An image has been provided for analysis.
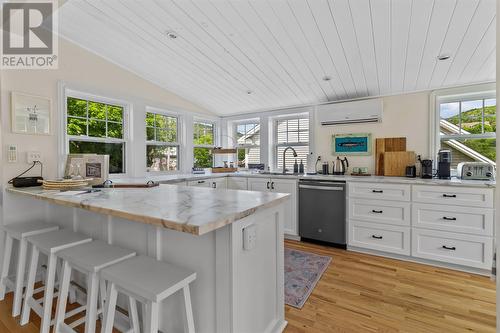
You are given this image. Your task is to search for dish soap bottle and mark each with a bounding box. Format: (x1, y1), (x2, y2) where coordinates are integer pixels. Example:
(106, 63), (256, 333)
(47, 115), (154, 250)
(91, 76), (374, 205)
(293, 159), (299, 174)
(299, 159), (304, 174)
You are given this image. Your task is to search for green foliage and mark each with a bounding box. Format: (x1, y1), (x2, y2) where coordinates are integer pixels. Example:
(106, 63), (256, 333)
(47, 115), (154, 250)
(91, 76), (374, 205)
(145, 112), (177, 142)
(446, 105), (496, 134)
(194, 146), (213, 168)
(459, 138), (496, 161)
(146, 145), (178, 171)
(193, 122), (214, 145)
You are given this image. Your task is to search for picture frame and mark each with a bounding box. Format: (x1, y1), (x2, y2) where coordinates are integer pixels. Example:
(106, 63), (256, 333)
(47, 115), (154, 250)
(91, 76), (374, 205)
(64, 154), (109, 185)
(11, 92), (51, 135)
(332, 133), (372, 156)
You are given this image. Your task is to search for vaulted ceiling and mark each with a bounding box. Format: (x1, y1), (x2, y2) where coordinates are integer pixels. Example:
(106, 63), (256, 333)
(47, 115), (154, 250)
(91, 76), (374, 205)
(58, 0), (496, 115)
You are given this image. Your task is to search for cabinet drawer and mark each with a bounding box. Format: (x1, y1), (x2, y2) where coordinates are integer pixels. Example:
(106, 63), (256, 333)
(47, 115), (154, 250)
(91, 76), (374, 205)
(412, 185), (494, 208)
(348, 182), (411, 201)
(348, 221), (410, 255)
(412, 228), (493, 269)
(349, 199), (410, 226)
(412, 203), (494, 236)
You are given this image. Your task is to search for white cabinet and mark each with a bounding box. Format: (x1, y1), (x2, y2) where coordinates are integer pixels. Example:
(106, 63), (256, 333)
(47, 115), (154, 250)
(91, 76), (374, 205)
(227, 178), (248, 190)
(349, 221), (410, 256)
(412, 185), (494, 208)
(349, 199), (410, 226)
(348, 182), (411, 201)
(247, 177), (298, 237)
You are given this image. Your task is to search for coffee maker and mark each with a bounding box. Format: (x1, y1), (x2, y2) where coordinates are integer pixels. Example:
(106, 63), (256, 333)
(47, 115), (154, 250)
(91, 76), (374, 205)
(437, 149), (452, 179)
(418, 155), (433, 179)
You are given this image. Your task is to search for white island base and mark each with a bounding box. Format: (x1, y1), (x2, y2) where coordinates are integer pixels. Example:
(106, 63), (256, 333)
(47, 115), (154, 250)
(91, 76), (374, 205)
(3, 192), (287, 333)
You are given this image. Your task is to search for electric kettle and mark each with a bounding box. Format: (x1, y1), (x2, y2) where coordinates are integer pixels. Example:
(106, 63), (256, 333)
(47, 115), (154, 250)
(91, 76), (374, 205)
(333, 157), (349, 175)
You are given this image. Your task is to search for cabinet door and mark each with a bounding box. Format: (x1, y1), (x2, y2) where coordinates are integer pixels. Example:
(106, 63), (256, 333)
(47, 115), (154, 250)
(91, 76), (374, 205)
(187, 179), (210, 187)
(248, 178), (271, 192)
(210, 178), (227, 190)
(227, 177), (248, 190)
(271, 179), (298, 236)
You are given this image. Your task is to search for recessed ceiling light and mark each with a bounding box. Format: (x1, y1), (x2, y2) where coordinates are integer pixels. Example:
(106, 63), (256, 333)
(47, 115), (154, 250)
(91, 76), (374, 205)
(165, 30), (178, 39)
(437, 54), (451, 61)
(322, 75), (332, 81)
(246, 90), (253, 95)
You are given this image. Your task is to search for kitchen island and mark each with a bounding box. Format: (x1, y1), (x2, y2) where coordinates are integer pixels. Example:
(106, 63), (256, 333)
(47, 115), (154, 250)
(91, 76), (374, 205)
(4, 185), (289, 333)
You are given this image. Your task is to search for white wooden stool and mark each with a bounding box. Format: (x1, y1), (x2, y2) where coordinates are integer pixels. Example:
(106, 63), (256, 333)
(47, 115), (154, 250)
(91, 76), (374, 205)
(53, 240), (136, 333)
(101, 255), (197, 333)
(0, 221), (59, 317)
(20, 229), (92, 333)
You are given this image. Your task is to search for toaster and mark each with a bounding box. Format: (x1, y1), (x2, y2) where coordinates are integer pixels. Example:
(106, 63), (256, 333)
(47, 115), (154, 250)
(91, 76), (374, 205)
(457, 162), (495, 180)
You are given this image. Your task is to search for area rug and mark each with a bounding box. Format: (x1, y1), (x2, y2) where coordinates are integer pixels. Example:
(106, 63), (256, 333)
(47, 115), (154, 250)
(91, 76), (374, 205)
(284, 247), (332, 308)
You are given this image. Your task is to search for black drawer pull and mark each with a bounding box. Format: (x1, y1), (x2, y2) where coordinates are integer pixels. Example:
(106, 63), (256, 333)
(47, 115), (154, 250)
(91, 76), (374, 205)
(442, 194), (457, 198)
(372, 210), (383, 214)
(442, 216), (457, 221)
(197, 180), (205, 184)
(266, 181), (270, 189)
(372, 190), (383, 193)
(371, 235), (383, 239)
(442, 245), (456, 250)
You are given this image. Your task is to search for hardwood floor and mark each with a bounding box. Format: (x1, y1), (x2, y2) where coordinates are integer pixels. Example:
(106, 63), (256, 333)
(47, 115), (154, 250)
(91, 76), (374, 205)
(0, 241), (495, 332)
(284, 240), (496, 333)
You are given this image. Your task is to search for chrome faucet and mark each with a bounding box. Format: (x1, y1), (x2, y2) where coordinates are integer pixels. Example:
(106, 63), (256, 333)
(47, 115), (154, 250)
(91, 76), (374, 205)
(282, 146), (298, 174)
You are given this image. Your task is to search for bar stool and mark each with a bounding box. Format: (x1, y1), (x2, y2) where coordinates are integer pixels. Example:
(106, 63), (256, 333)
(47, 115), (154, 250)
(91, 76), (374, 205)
(0, 221), (59, 317)
(101, 255), (197, 333)
(53, 240), (136, 333)
(20, 229), (92, 333)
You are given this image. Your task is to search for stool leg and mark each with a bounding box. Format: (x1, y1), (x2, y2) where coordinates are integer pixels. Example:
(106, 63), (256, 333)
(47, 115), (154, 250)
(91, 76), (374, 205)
(144, 301), (159, 333)
(102, 282), (118, 333)
(128, 296), (139, 333)
(40, 253), (57, 333)
(183, 285), (195, 333)
(0, 234), (13, 300)
(12, 238), (28, 316)
(20, 246), (39, 325)
(84, 272), (99, 333)
(54, 260), (71, 333)
(98, 279), (107, 319)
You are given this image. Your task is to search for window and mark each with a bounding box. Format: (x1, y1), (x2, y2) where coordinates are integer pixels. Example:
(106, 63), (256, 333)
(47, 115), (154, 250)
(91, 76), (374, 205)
(193, 121), (215, 168)
(66, 96), (126, 174)
(235, 122), (260, 168)
(146, 111), (179, 172)
(275, 117), (309, 171)
(438, 96), (496, 170)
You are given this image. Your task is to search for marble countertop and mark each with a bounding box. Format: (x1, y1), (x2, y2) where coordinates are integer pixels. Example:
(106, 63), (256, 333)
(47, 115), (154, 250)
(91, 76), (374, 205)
(6, 185), (289, 236)
(113, 172), (495, 188)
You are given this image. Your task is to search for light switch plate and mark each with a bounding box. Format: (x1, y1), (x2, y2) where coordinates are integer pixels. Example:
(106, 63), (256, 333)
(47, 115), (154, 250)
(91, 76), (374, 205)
(7, 145), (17, 163)
(243, 224), (257, 251)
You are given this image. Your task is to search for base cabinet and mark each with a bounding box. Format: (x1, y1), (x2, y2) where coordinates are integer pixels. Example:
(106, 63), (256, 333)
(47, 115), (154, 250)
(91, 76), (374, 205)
(227, 178), (248, 190)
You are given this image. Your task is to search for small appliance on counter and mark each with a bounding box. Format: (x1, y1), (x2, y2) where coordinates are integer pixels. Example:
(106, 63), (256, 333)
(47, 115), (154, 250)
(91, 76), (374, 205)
(418, 155), (433, 179)
(437, 149), (452, 179)
(321, 161), (329, 175)
(405, 165), (416, 178)
(333, 156), (349, 175)
(457, 162), (495, 180)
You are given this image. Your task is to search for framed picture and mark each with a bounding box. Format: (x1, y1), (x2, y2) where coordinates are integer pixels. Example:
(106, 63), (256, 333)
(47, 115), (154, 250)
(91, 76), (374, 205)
(11, 92), (51, 135)
(332, 133), (372, 156)
(64, 154), (109, 185)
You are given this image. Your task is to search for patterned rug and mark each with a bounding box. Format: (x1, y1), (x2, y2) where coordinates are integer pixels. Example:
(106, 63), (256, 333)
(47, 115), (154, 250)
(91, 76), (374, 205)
(284, 247), (332, 308)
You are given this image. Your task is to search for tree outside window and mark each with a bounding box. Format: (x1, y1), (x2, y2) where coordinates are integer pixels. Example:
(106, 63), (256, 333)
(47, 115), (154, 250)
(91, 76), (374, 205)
(193, 121), (215, 168)
(146, 112), (179, 172)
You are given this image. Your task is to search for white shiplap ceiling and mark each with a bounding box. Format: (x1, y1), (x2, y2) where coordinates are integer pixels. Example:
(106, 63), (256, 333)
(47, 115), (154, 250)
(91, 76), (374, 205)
(58, 0), (496, 115)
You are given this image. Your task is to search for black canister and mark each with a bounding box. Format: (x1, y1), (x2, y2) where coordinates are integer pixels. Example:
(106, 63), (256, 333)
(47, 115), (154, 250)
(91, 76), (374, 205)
(322, 162), (329, 175)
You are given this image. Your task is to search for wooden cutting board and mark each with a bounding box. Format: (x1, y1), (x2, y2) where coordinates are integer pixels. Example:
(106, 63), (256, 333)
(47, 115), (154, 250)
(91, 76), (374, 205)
(375, 137), (407, 175)
(383, 151), (416, 177)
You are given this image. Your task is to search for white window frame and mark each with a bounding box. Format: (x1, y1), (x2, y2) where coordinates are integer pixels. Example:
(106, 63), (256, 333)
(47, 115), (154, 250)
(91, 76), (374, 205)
(145, 107), (182, 173)
(430, 84), (496, 167)
(233, 120), (261, 168)
(193, 118), (217, 168)
(61, 87), (131, 177)
(273, 114), (310, 171)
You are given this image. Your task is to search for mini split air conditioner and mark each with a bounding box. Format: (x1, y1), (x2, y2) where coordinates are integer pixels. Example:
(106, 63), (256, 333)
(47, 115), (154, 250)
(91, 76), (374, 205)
(316, 98), (383, 125)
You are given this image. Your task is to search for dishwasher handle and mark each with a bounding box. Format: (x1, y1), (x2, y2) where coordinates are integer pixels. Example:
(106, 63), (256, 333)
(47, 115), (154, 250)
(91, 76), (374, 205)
(299, 184), (344, 191)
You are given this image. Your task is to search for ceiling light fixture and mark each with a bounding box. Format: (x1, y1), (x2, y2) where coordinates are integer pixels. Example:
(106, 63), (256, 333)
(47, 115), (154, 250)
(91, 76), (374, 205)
(246, 90), (253, 95)
(165, 30), (178, 39)
(437, 54), (451, 61)
(322, 75), (332, 81)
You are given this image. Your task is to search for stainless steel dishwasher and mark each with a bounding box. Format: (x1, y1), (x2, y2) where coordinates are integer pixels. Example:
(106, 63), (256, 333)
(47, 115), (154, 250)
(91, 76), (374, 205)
(298, 180), (346, 248)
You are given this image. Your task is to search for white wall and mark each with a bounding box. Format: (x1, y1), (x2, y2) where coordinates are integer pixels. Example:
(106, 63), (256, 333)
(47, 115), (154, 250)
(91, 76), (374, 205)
(314, 92), (430, 174)
(0, 38), (214, 183)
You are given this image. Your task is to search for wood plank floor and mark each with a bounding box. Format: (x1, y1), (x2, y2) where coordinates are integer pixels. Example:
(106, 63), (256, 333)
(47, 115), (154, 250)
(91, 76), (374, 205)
(0, 241), (495, 332)
(284, 240), (496, 333)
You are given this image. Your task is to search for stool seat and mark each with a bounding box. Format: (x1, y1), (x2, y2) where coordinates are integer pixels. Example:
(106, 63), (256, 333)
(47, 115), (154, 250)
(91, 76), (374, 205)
(27, 229), (92, 254)
(56, 240), (136, 273)
(2, 221), (59, 239)
(101, 255), (196, 302)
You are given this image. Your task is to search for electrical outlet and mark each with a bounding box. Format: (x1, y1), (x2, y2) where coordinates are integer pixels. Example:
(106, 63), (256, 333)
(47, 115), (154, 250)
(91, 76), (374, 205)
(27, 151), (42, 164)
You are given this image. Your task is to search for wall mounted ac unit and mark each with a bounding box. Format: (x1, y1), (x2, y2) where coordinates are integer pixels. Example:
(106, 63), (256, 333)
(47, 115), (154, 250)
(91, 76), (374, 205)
(316, 98), (383, 125)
